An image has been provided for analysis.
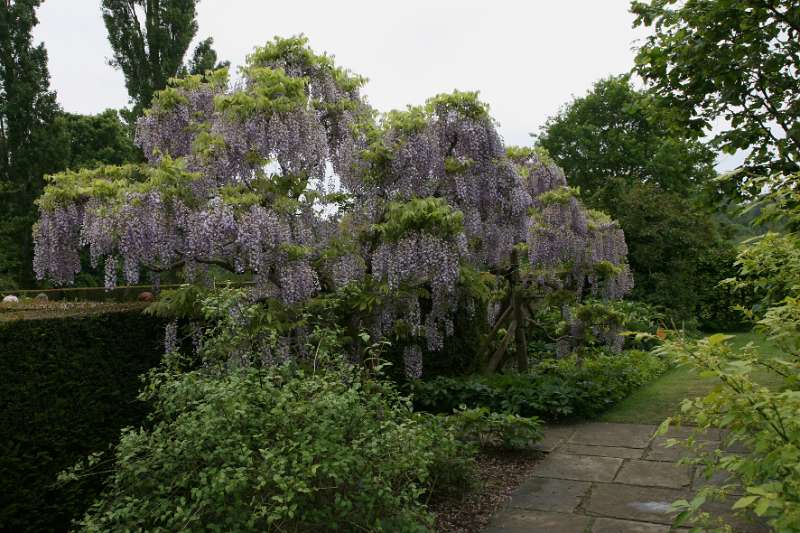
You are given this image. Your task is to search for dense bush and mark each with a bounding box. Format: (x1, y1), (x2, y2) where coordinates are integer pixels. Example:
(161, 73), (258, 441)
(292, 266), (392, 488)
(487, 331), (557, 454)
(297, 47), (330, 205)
(412, 349), (670, 421)
(446, 407), (543, 450)
(0, 309), (165, 532)
(69, 362), (475, 531)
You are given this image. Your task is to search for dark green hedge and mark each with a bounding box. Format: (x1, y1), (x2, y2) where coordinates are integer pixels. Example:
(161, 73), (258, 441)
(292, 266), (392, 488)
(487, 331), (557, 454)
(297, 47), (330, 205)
(0, 310), (165, 532)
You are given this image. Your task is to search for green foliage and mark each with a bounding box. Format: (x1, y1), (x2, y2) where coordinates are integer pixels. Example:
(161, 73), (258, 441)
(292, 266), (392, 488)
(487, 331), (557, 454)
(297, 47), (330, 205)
(247, 35), (367, 94)
(657, 172), (800, 531)
(0, 309), (165, 532)
(658, 333), (800, 532)
(694, 240), (753, 332)
(36, 157), (200, 212)
(101, 0), (199, 120)
(72, 363), (473, 531)
(747, 172), (800, 232)
(0, 0), (68, 288)
(595, 181), (741, 328)
(214, 67), (309, 119)
(426, 90), (490, 121)
(447, 407), (543, 450)
(535, 186), (579, 206)
(534, 75), (734, 327)
(372, 197), (464, 241)
(412, 349), (670, 421)
(185, 36), (229, 76)
(632, 0), (800, 173)
(536, 75), (715, 197)
(145, 284), (208, 319)
(57, 110), (142, 169)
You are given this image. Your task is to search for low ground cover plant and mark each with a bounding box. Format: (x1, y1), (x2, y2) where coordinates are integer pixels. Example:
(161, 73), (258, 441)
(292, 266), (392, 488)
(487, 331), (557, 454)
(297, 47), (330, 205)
(412, 348), (670, 421)
(445, 407), (543, 450)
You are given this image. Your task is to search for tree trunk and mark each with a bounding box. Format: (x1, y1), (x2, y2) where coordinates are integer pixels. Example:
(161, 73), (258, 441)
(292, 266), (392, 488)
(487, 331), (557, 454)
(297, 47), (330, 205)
(513, 290), (528, 372)
(485, 320), (516, 374)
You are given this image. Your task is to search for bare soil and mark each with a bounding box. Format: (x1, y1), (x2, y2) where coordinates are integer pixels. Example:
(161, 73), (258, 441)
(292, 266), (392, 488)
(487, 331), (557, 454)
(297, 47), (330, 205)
(430, 449), (541, 532)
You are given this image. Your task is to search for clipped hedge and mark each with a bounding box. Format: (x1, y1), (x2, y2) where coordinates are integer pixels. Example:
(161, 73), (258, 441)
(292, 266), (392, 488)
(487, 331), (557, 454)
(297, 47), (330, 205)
(0, 309), (165, 532)
(412, 350), (670, 421)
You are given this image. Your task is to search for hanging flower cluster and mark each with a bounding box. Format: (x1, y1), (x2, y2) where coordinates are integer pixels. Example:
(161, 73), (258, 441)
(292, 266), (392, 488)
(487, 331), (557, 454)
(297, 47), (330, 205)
(34, 36), (368, 307)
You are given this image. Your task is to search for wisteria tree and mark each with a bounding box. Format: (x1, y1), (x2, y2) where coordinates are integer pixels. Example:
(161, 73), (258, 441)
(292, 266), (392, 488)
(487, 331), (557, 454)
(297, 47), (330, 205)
(33, 36), (634, 377)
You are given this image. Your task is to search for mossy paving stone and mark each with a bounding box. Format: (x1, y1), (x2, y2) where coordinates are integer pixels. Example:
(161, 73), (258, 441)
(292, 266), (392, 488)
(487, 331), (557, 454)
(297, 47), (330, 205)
(508, 477), (592, 513)
(534, 425), (579, 453)
(591, 517), (671, 532)
(483, 509), (591, 533)
(533, 453), (623, 482)
(583, 483), (688, 525)
(614, 460), (692, 489)
(568, 423), (656, 449)
(560, 443), (644, 459)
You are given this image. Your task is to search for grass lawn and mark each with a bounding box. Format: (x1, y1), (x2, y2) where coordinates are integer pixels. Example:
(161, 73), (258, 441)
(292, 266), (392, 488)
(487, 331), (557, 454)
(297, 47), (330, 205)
(599, 331), (785, 425)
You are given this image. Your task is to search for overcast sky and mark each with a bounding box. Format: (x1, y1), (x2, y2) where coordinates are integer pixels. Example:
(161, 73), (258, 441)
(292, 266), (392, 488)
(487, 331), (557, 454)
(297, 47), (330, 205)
(34, 0), (654, 148)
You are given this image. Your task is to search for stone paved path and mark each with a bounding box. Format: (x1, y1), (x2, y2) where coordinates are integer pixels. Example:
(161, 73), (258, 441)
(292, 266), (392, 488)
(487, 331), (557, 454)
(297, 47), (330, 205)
(484, 422), (767, 533)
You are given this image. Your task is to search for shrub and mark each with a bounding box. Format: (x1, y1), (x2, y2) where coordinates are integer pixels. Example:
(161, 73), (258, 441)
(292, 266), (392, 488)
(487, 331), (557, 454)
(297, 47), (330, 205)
(69, 362), (475, 531)
(446, 407), (543, 450)
(0, 309), (165, 532)
(412, 349), (670, 421)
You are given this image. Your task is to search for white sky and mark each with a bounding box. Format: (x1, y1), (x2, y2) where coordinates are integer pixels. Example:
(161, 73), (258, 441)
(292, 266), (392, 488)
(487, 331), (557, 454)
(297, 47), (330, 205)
(34, 1), (651, 145)
(29, 1), (746, 171)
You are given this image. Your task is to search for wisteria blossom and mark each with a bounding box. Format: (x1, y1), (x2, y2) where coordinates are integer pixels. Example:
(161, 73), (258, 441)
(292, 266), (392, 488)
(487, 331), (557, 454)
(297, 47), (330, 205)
(33, 37), (634, 375)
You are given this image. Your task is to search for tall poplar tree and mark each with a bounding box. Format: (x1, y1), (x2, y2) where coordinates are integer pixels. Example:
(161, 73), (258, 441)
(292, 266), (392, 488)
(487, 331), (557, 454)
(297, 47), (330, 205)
(101, 0), (200, 121)
(0, 0), (66, 288)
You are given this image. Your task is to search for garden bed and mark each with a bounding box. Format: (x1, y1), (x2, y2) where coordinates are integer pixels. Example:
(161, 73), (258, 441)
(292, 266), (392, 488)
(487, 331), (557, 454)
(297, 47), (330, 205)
(431, 449), (541, 532)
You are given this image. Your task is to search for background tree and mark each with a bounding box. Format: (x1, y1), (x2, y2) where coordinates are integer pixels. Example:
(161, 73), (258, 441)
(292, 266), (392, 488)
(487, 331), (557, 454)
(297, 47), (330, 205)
(535, 75), (715, 198)
(184, 36), (229, 75)
(58, 109), (142, 169)
(101, 0), (200, 121)
(631, 0), (800, 174)
(592, 181), (742, 328)
(536, 75), (741, 327)
(0, 0), (67, 288)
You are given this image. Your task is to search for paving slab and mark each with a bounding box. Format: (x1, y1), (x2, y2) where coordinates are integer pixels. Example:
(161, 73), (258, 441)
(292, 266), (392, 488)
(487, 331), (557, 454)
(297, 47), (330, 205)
(534, 425), (578, 452)
(725, 438), (751, 454)
(692, 468), (744, 495)
(591, 517), (670, 533)
(560, 443), (644, 459)
(534, 453), (623, 482)
(484, 509), (592, 533)
(695, 499), (770, 533)
(615, 459), (692, 489)
(661, 425), (721, 441)
(584, 483), (687, 525)
(568, 423), (656, 449)
(508, 477), (591, 513)
(645, 435), (719, 462)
